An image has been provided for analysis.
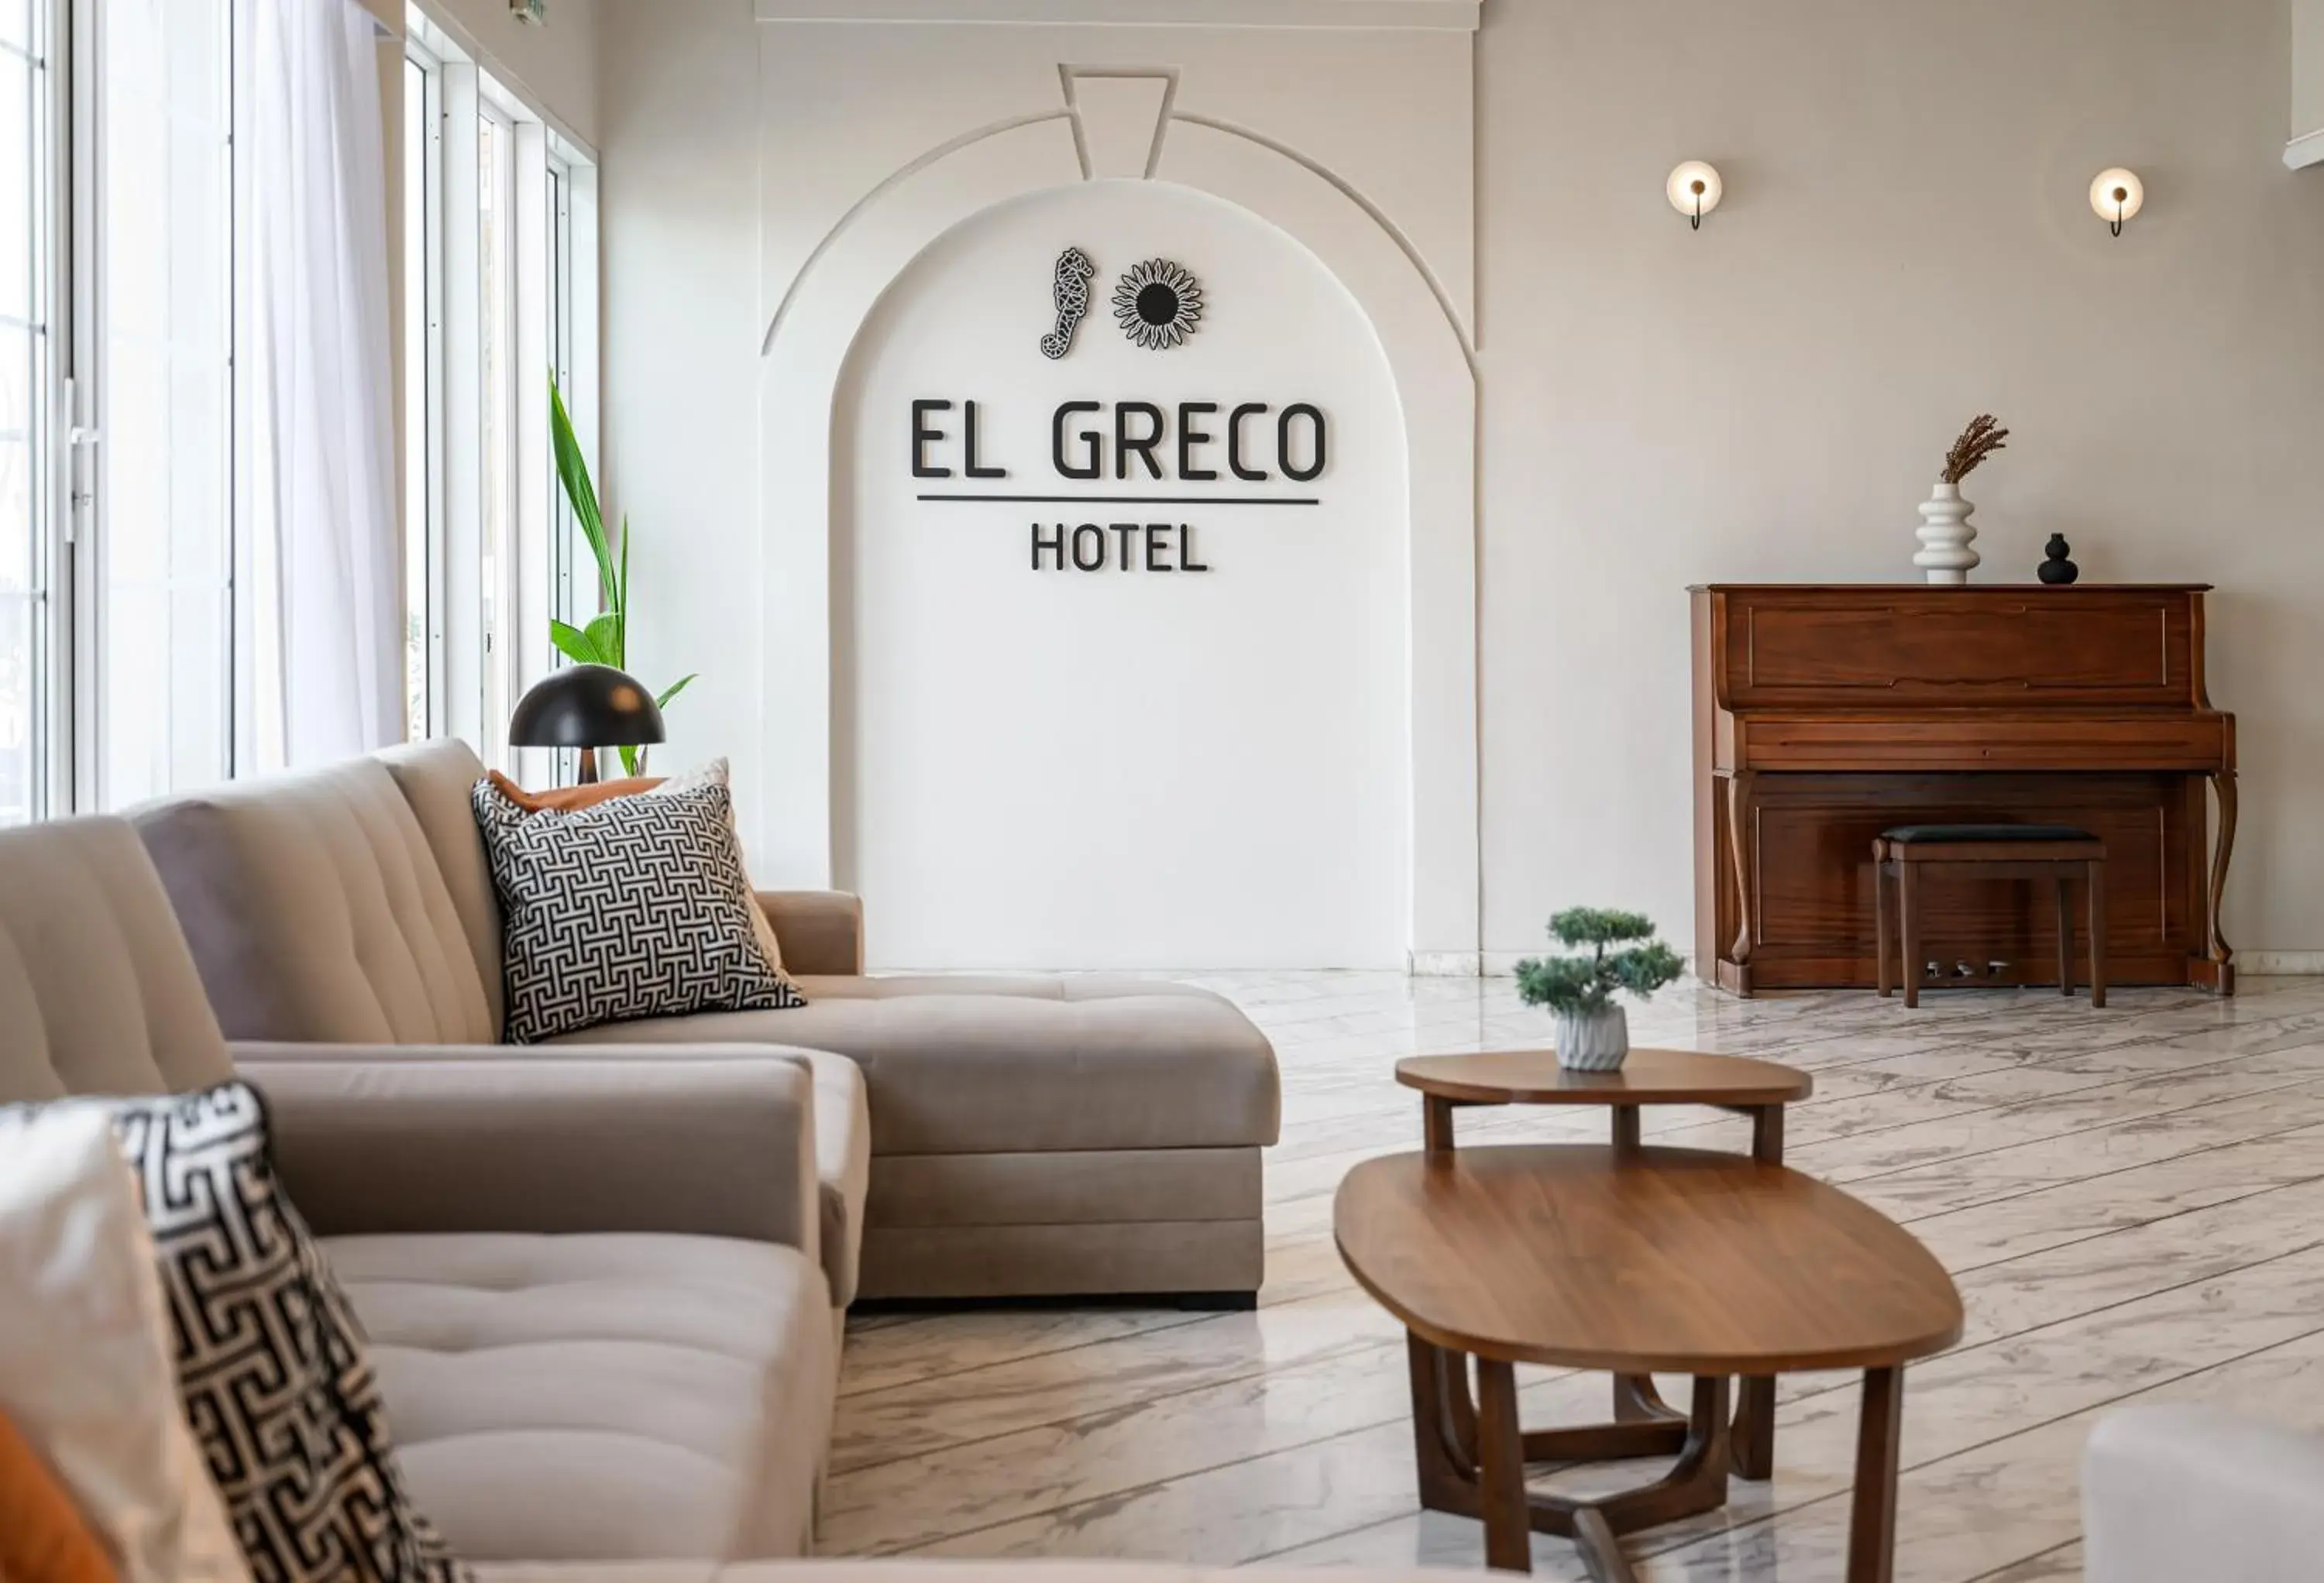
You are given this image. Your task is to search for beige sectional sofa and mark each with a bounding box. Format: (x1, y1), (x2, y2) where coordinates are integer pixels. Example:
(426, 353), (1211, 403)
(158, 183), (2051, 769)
(0, 815), (836, 1561)
(0, 814), (1445, 1582)
(131, 739), (1282, 1305)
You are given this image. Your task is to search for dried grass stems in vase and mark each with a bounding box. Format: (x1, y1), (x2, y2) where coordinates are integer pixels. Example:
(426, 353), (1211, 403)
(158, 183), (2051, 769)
(1941, 414), (2009, 485)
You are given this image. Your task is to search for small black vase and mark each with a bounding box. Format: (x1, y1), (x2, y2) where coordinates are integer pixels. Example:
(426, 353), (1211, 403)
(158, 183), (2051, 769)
(2038, 534), (2079, 585)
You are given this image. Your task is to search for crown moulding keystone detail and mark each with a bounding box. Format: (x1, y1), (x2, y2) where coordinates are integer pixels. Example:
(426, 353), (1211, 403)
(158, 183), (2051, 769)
(752, 0), (1480, 30)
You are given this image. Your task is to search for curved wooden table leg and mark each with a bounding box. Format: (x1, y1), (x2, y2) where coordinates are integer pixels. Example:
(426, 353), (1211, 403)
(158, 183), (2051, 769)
(1408, 1333), (1477, 1510)
(1474, 1356), (1533, 1573)
(1611, 1372), (1683, 1427)
(1731, 1376), (1776, 1481)
(1530, 1375), (1731, 1583)
(1847, 1365), (1904, 1583)
(1404, 1337), (1721, 1578)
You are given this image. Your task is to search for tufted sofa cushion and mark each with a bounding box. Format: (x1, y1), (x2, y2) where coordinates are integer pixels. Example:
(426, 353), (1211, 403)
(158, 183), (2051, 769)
(376, 739), (509, 1037)
(0, 816), (235, 1104)
(548, 976), (1282, 1156)
(328, 1231), (834, 1563)
(132, 756), (498, 1046)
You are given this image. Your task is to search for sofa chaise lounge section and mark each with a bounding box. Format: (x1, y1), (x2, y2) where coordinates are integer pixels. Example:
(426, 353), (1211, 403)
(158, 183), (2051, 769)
(132, 739), (1283, 1304)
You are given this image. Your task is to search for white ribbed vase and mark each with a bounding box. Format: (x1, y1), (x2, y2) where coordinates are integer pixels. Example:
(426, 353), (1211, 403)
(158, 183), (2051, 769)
(1552, 1004), (1629, 1072)
(1913, 482), (1979, 585)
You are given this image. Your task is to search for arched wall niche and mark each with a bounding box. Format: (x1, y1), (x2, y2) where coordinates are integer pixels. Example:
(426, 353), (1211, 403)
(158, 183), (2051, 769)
(755, 41), (1480, 968)
(834, 178), (1410, 968)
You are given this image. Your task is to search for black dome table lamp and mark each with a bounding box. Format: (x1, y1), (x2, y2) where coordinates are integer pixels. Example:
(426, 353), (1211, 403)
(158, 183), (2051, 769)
(507, 664), (666, 784)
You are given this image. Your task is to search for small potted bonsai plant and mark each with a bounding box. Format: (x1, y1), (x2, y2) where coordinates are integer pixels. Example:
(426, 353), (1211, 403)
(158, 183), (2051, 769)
(1515, 908), (1687, 1072)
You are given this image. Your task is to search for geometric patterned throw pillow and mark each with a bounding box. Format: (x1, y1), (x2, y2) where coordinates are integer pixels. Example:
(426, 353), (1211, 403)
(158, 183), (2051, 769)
(471, 775), (806, 1044)
(106, 1083), (470, 1583)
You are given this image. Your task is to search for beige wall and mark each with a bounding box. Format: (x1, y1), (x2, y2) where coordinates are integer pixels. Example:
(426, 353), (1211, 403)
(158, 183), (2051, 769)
(1476, 0), (2324, 963)
(600, 0), (2324, 963)
(596, 0), (764, 813)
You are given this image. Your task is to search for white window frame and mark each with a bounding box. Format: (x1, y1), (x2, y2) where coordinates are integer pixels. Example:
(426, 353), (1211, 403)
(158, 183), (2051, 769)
(12, 0), (69, 824)
(404, 5), (598, 779)
(403, 37), (446, 740)
(77, 0), (241, 812)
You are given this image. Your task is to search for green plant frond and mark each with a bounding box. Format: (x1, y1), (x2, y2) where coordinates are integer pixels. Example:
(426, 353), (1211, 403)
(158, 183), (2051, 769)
(584, 613), (624, 671)
(655, 674), (697, 709)
(1518, 912), (1685, 1012)
(1609, 942), (1686, 997)
(550, 375), (618, 613)
(548, 619), (603, 668)
(617, 743), (641, 778)
(1548, 908), (1659, 949)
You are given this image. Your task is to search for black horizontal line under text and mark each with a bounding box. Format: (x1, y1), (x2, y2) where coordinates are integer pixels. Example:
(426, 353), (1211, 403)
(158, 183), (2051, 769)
(916, 493), (1320, 507)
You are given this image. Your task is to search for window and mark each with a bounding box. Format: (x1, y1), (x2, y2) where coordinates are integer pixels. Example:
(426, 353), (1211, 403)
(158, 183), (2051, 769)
(0, 0), (600, 825)
(92, 0), (235, 810)
(402, 46), (440, 742)
(0, 0), (53, 827)
(475, 100), (514, 759)
(401, 9), (596, 777)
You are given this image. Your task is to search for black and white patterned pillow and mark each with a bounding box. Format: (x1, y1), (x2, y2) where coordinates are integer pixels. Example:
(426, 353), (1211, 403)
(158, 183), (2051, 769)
(107, 1083), (469, 1583)
(473, 775), (806, 1043)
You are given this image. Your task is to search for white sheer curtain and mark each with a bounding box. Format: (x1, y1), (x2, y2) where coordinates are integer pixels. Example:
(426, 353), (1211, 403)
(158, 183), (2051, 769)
(245, 0), (400, 769)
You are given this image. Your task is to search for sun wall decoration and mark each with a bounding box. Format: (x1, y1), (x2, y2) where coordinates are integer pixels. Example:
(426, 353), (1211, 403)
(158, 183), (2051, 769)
(1113, 259), (1204, 351)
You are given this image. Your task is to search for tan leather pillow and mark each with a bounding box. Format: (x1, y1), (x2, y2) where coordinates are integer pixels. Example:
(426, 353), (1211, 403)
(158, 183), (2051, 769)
(484, 760), (792, 981)
(0, 1407), (119, 1583)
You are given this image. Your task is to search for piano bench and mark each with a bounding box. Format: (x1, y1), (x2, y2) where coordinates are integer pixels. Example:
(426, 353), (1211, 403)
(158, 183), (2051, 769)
(1873, 826), (2109, 1008)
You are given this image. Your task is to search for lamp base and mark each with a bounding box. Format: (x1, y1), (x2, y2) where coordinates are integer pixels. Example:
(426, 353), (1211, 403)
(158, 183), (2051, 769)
(576, 746), (600, 784)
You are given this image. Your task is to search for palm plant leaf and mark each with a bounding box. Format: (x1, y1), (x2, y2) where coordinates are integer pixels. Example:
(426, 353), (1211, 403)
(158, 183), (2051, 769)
(550, 376), (620, 613)
(583, 613), (624, 671)
(548, 619), (603, 668)
(655, 675), (697, 709)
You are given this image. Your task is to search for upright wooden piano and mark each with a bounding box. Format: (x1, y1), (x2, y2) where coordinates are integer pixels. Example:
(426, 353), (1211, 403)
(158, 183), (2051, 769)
(1691, 585), (2235, 996)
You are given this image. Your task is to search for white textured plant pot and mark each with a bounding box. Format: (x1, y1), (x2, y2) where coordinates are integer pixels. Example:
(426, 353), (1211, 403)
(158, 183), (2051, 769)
(1913, 482), (1979, 585)
(1553, 1005), (1629, 1072)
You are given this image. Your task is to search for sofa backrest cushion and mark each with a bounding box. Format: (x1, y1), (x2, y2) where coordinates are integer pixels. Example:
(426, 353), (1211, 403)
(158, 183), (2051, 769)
(0, 816), (234, 1103)
(132, 757), (497, 1046)
(373, 738), (504, 1037)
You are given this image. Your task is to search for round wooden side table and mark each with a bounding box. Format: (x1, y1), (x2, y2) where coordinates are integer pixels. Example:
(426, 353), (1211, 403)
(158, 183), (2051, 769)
(1393, 1048), (1814, 1482)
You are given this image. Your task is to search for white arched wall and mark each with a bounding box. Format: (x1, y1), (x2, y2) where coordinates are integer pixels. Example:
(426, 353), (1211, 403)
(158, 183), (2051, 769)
(755, 17), (1480, 968)
(835, 179), (1411, 969)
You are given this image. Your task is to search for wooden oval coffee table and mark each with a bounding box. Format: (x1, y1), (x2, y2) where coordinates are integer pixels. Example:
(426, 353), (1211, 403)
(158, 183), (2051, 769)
(1336, 1143), (1961, 1581)
(1397, 1047), (1814, 1478)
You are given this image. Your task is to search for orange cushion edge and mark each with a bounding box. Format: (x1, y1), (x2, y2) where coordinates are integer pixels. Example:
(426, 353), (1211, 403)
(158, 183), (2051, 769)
(0, 1407), (122, 1583)
(484, 768), (666, 813)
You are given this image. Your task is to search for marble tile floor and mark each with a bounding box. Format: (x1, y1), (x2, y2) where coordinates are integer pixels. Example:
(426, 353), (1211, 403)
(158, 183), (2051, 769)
(823, 973), (2324, 1580)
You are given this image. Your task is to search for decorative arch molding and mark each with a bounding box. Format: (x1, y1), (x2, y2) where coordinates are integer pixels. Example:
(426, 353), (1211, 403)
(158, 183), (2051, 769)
(755, 39), (1480, 967)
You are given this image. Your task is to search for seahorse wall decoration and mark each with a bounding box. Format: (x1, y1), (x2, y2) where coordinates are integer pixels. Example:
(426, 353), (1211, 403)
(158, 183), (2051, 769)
(1038, 246), (1097, 361)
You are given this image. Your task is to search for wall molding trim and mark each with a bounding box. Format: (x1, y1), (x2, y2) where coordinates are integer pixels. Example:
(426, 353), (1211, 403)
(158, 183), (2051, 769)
(753, 0), (1480, 29)
(755, 22), (1480, 965)
(2238, 951), (2324, 975)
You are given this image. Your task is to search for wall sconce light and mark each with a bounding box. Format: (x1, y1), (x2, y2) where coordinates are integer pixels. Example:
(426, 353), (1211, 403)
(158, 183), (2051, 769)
(2089, 168), (2143, 237)
(1666, 161), (1723, 230)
